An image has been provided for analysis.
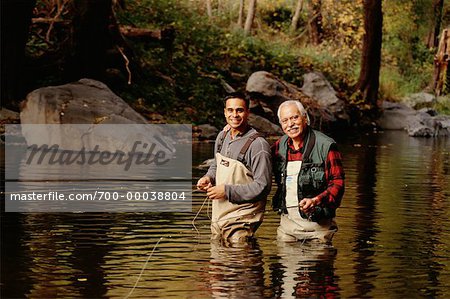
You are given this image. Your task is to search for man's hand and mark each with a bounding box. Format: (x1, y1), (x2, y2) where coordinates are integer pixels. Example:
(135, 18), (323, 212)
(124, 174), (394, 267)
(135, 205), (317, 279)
(196, 176), (212, 191)
(206, 185), (226, 200)
(299, 197), (318, 214)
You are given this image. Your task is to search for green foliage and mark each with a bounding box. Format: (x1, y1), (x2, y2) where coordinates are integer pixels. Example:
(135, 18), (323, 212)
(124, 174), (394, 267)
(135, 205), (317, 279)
(116, 0), (310, 126)
(261, 6), (293, 33)
(435, 96), (450, 115)
(26, 0), (448, 124)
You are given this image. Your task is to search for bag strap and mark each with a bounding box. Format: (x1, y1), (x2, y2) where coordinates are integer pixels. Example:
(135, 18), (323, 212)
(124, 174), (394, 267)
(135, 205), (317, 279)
(302, 129), (316, 163)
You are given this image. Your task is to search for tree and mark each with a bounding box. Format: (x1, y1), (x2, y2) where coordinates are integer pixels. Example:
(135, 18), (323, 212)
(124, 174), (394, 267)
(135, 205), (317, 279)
(356, 0), (383, 108)
(426, 0), (444, 49)
(237, 0), (245, 28)
(290, 0), (304, 33)
(1, 0), (36, 109)
(307, 0), (323, 45)
(65, 0), (113, 81)
(244, 0), (257, 35)
(206, 0), (213, 18)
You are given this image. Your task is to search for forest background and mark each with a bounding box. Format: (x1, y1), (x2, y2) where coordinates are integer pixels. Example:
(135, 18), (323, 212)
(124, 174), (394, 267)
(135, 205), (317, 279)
(2, 0), (450, 128)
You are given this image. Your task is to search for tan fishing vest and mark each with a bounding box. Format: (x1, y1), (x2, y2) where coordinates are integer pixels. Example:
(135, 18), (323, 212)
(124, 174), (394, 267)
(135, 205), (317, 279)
(211, 150), (266, 241)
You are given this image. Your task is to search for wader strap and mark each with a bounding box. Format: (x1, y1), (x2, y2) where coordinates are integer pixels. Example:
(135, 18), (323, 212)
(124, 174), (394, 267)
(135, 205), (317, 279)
(216, 130), (228, 154)
(237, 132), (265, 163)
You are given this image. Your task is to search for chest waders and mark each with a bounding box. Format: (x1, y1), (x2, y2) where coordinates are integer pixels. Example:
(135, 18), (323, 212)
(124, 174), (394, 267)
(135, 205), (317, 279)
(211, 132), (266, 242)
(275, 129), (337, 243)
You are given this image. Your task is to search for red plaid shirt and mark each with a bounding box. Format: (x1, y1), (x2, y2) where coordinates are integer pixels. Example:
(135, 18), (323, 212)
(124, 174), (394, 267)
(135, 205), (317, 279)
(271, 137), (345, 209)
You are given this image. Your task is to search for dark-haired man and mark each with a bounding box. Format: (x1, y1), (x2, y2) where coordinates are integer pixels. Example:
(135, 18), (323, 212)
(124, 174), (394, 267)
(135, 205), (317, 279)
(197, 92), (272, 242)
(272, 100), (345, 243)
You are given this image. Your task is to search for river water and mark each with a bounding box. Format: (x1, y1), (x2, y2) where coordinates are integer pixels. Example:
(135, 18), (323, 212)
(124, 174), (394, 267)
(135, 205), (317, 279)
(1, 130), (449, 298)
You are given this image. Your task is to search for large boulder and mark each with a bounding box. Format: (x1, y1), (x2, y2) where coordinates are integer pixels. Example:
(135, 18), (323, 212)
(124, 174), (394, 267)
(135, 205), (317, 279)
(246, 71), (301, 122)
(19, 79), (175, 153)
(20, 78), (147, 125)
(248, 114), (283, 135)
(194, 124), (219, 140)
(301, 72), (348, 121)
(246, 71), (348, 128)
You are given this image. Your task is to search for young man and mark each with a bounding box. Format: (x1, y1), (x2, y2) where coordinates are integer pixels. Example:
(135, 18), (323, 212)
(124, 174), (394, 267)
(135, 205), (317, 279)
(196, 92), (272, 242)
(272, 100), (345, 243)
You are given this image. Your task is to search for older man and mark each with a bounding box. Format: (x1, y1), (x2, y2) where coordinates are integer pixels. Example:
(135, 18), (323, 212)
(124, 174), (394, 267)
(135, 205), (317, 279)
(197, 92), (272, 242)
(272, 100), (345, 243)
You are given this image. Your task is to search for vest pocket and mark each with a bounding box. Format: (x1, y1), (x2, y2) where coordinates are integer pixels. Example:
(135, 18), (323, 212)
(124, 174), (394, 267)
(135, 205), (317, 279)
(300, 163), (326, 197)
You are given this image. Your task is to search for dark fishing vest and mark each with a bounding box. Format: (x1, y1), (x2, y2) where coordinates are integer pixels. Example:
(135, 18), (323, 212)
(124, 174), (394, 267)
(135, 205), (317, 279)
(272, 128), (335, 215)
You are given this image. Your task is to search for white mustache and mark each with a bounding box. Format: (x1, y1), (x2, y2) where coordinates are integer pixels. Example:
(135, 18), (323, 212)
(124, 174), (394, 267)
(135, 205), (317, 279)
(288, 126), (300, 131)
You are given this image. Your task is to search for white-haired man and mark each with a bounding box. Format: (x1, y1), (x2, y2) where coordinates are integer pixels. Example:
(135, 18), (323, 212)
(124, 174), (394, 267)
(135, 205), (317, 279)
(271, 100), (345, 243)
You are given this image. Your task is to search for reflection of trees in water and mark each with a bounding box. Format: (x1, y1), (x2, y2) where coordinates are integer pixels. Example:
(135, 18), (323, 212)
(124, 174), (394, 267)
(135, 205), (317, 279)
(270, 242), (338, 298)
(208, 240), (266, 298)
(396, 136), (449, 298)
(1, 213), (114, 298)
(353, 135), (380, 297)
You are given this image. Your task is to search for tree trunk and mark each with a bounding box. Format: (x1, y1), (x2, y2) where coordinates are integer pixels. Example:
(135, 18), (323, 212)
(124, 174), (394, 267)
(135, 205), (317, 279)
(237, 0), (245, 28)
(0, 0), (36, 109)
(66, 0), (112, 81)
(307, 0), (323, 45)
(206, 0), (213, 18)
(244, 0), (257, 35)
(433, 28), (450, 96)
(290, 0), (304, 32)
(357, 0), (383, 108)
(426, 0), (444, 49)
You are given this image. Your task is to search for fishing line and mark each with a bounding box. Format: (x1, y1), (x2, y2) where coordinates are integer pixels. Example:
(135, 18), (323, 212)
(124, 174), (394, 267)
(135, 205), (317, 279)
(124, 236), (163, 299)
(191, 196), (210, 237)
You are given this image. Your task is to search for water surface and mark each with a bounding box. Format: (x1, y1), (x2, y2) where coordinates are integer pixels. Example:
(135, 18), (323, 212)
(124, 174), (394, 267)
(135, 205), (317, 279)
(2, 131), (449, 298)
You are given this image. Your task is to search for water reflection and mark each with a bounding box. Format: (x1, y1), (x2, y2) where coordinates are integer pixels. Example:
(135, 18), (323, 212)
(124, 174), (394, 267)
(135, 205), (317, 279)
(353, 135), (380, 297)
(209, 240), (265, 298)
(270, 242), (338, 298)
(2, 131), (450, 298)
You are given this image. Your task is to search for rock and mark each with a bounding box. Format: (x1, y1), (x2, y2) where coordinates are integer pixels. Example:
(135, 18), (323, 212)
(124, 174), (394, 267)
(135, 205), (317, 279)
(21, 78), (148, 125)
(19, 78), (175, 153)
(248, 114), (283, 136)
(406, 111), (450, 137)
(195, 124), (219, 140)
(247, 71), (291, 100)
(378, 101), (450, 137)
(301, 72), (348, 121)
(377, 101), (416, 130)
(0, 108), (20, 122)
(403, 92), (436, 109)
(0, 108), (21, 137)
(246, 71), (346, 128)
(198, 158), (214, 169)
